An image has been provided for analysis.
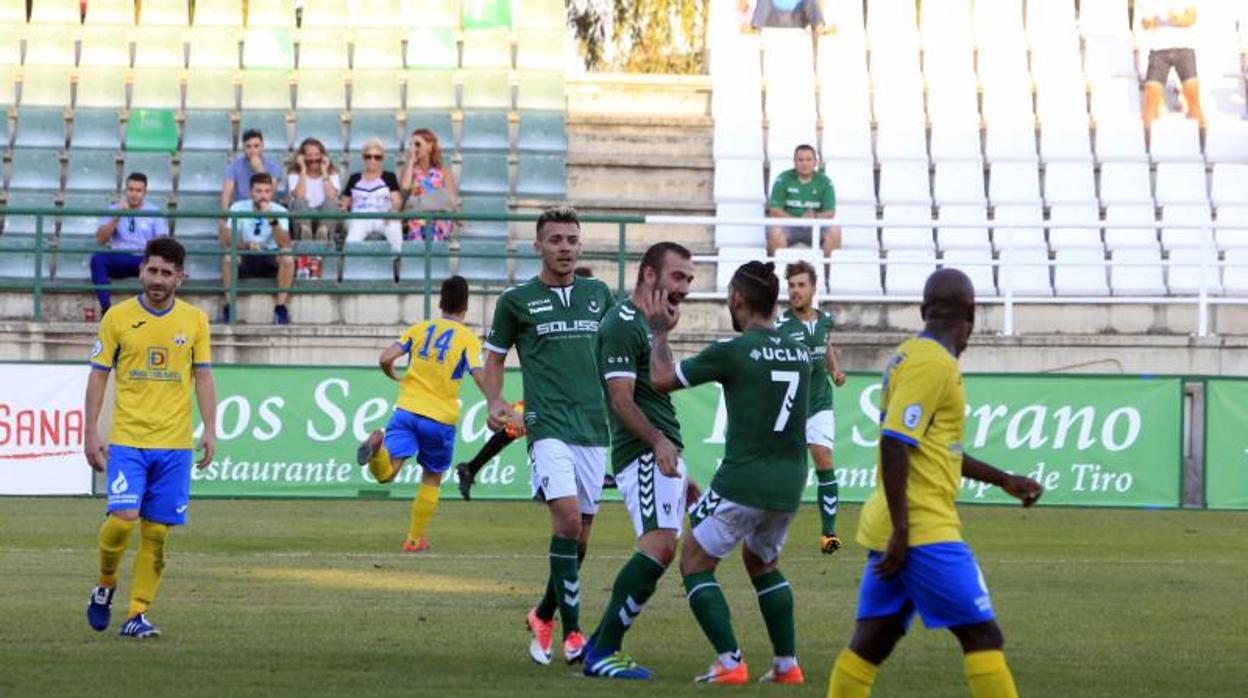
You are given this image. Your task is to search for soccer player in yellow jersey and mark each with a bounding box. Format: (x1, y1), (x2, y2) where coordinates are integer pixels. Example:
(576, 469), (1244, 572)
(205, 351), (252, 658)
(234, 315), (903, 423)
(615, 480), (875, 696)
(828, 269), (1043, 698)
(84, 237), (217, 639)
(356, 275), (487, 551)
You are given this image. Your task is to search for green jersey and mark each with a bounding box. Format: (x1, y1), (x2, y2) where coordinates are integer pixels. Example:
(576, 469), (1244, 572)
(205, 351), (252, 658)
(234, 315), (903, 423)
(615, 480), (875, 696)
(485, 276), (615, 446)
(677, 327), (810, 511)
(767, 169), (836, 218)
(776, 307), (835, 413)
(597, 299), (683, 474)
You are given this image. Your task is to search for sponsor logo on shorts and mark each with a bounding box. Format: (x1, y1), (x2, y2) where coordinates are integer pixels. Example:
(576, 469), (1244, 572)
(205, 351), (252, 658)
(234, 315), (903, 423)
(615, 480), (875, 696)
(176, 505), (188, 514)
(110, 471), (128, 495)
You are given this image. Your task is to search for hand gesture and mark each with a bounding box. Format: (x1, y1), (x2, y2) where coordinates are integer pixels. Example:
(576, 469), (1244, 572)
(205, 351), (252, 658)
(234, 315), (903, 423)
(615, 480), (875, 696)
(195, 434), (215, 470)
(1002, 474), (1043, 507)
(248, 153), (264, 171)
(487, 399), (522, 433)
(296, 153), (306, 172)
(874, 528), (908, 578)
(640, 287), (680, 334)
(653, 436), (679, 478)
(85, 431), (108, 472)
(832, 371), (847, 387)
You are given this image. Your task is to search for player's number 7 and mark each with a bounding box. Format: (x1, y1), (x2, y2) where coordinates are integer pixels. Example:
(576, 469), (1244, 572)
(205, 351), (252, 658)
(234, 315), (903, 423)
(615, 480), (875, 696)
(771, 370), (800, 432)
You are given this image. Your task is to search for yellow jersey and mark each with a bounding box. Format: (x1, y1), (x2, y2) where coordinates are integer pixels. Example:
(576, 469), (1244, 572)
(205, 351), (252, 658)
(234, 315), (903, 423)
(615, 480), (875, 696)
(394, 317), (483, 425)
(90, 296), (212, 450)
(857, 335), (966, 551)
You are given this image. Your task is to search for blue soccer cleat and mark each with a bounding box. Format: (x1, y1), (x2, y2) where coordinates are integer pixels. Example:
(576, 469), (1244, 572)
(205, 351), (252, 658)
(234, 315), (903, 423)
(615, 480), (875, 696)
(119, 613), (161, 639)
(583, 640), (653, 680)
(86, 585), (115, 631)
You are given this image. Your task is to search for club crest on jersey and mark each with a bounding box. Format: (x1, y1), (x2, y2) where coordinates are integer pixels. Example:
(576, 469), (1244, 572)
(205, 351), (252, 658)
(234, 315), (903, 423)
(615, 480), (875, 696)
(173, 333), (188, 346)
(588, 299), (601, 314)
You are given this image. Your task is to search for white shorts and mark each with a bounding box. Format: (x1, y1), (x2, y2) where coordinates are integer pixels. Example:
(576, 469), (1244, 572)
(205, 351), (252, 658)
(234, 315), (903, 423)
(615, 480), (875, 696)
(806, 409), (835, 449)
(529, 438), (607, 515)
(688, 489), (795, 564)
(614, 453), (688, 538)
(345, 218), (403, 253)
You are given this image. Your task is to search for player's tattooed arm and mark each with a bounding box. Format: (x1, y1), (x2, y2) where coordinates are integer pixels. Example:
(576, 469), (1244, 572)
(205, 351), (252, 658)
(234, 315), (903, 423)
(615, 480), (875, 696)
(963, 453), (1043, 507)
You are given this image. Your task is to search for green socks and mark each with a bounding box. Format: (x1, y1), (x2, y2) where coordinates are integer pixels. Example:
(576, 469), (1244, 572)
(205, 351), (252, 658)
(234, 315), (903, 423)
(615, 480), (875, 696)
(752, 569), (796, 658)
(684, 571), (739, 654)
(548, 536), (581, 634)
(536, 537), (585, 622)
(591, 551), (665, 653)
(817, 468), (840, 534)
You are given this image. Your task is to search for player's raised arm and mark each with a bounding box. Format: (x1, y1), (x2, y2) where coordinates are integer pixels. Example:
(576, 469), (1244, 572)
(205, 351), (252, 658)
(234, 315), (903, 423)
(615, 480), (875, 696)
(962, 453), (1043, 507)
(641, 287), (681, 393)
(193, 367), (217, 469)
(378, 341), (408, 382)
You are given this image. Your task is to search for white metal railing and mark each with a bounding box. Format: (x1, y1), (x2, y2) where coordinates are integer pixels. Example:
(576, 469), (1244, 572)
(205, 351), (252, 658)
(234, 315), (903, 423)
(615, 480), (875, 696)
(645, 214), (1244, 337)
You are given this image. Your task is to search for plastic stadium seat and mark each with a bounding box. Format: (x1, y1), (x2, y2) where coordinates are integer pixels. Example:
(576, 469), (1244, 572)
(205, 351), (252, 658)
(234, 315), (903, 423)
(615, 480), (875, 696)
(926, 77), (979, 126)
(885, 249), (936, 295)
(63, 149), (118, 192)
(1218, 208), (1248, 252)
(461, 110), (510, 151)
(715, 159), (765, 204)
(21, 26), (77, 67)
(1053, 248), (1108, 296)
(517, 112), (566, 153)
(194, 0), (244, 27)
(76, 68), (128, 109)
(80, 27), (133, 68)
(998, 247), (1052, 296)
(347, 111), (399, 153)
(294, 29), (349, 70)
(1098, 163), (1152, 204)
(296, 70), (347, 111)
(57, 191), (112, 236)
(8, 148), (62, 190)
(1089, 79), (1141, 123)
(185, 69), (238, 110)
(399, 240), (451, 285)
(299, 0), (340, 28)
(171, 193), (222, 237)
(1094, 118), (1147, 162)
(1205, 121), (1248, 164)
(462, 0), (511, 30)
(821, 121), (872, 162)
(1039, 123), (1093, 163)
(406, 69), (457, 110)
(941, 248), (996, 296)
(1104, 204), (1158, 250)
(512, 0), (564, 29)
(712, 102), (762, 160)
(714, 203), (764, 248)
(130, 69), (183, 110)
(0, 232), (38, 277)
(462, 69), (514, 111)
(991, 204), (1047, 250)
(715, 247), (766, 291)
(182, 109), (233, 151)
(122, 153), (174, 193)
(349, 70), (402, 111)
(14, 106), (67, 148)
(2, 190), (58, 235)
(836, 203), (879, 250)
(1043, 162), (1097, 205)
(348, 0), (409, 28)
(1224, 250), (1248, 294)
(880, 204), (934, 250)
(1079, 0), (1129, 35)
(241, 71), (292, 110)
(462, 28), (513, 70)
(929, 121), (981, 162)
(766, 118), (817, 164)
(133, 29), (187, 69)
(824, 160), (874, 205)
(875, 120), (927, 163)
(177, 151), (230, 195)
(1154, 163), (1208, 205)
(936, 204), (991, 251)
(1083, 33), (1135, 82)
(933, 162), (985, 205)
(29, 0), (80, 25)
(988, 163), (1040, 204)
(1110, 248), (1164, 295)
(404, 28), (458, 70)
(406, 111), (453, 149)
(878, 162), (931, 206)
(455, 238), (509, 283)
(827, 249), (883, 296)
(188, 28), (240, 69)
(342, 241), (397, 282)
(1048, 203), (1103, 250)
(984, 122), (1038, 163)
(352, 30), (405, 70)
(293, 110), (344, 153)
(867, 0), (918, 45)
(1167, 248), (1222, 295)
(124, 108), (178, 152)
(140, 0), (189, 26)
(247, 0), (297, 27)
(872, 80), (926, 131)
(774, 248), (827, 294)
(820, 74), (871, 130)
(459, 153), (509, 195)
(1199, 78), (1247, 122)
(0, 32), (16, 69)
(84, 0), (134, 25)
(1212, 165), (1248, 207)
(457, 194), (509, 238)
(816, 34), (868, 85)
(238, 111), (290, 151)
(179, 239), (223, 284)
(1149, 118), (1202, 162)
(243, 29), (295, 69)
(1160, 205), (1215, 250)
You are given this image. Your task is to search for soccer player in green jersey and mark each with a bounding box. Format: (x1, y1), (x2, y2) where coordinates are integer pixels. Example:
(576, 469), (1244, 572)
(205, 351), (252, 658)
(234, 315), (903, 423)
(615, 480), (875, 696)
(582, 242), (698, 680)
(776, 260), (847, 554)
(481, 206), (615, 666)
(644, 260), (812, 686)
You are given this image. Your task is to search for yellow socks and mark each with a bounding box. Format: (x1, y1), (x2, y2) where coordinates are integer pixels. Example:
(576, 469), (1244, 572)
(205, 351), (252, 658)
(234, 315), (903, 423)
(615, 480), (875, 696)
(98, 515), (136, 587)
(406, 483), (441, 544)
(368, 443), (397, 483)
(964, 650), (1019, 698)
(828, 648), (877, 698)
(128, 521), (169, 617)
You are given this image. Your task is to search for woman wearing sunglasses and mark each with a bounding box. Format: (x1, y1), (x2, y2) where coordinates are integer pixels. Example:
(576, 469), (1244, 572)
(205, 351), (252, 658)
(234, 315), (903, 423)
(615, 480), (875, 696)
(342, 139), (404, 280)
(287, 137), (341, 243)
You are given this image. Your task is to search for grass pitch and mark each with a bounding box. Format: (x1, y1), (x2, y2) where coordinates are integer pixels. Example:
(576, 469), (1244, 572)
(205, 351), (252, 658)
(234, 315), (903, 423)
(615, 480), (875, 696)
(1, 498), (1246, 696)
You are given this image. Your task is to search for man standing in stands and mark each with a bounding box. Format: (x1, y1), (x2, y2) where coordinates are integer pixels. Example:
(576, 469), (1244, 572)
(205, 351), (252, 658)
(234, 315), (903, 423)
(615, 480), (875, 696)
(767, 144), (840, 257)
(91, 173), (169, 316)
(1139, 0), (1204, 130)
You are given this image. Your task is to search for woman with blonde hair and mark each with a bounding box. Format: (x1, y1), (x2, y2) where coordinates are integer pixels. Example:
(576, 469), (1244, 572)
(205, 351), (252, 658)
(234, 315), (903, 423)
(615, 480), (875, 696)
(399, 128), (460, 241)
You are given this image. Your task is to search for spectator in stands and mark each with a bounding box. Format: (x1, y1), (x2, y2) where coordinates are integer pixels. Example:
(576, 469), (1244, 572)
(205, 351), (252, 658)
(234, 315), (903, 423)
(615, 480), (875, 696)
(766, 144), (840, 256)
(342, 138), (404, 280)
(399, 128), (459, 242)
(221, 129), (283, 240)
(746, 0), (831, 32)
(286, 137), (341, 242)
(90, 173), (169, 315)
(222, 173), (294, 325)
(1139, 0), (1204, 130)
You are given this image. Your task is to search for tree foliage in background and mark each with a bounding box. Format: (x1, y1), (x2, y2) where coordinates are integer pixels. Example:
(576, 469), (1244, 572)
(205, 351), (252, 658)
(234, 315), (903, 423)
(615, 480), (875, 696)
(568, 0), (708, 74)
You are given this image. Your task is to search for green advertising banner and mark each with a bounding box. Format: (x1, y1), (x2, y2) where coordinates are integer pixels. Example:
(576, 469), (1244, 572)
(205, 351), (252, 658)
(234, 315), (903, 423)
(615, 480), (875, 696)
(190, 367), (1183, 508)
(1205, 380), (1248, 510)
